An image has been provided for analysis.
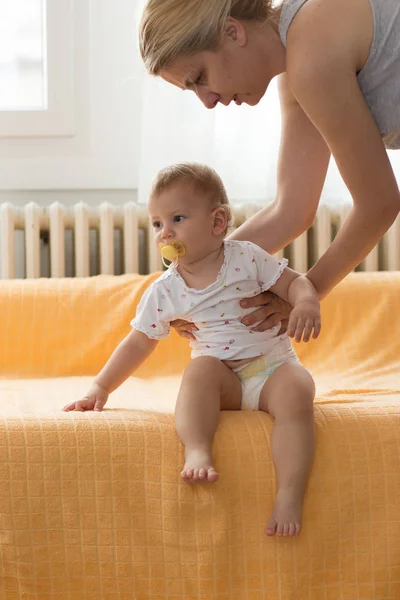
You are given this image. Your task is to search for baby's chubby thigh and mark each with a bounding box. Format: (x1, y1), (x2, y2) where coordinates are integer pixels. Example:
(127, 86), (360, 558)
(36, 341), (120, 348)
(180, 356), (242, 411)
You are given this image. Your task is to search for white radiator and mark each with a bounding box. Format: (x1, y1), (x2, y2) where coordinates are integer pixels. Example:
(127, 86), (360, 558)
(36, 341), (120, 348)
(1, 201), (399, 278)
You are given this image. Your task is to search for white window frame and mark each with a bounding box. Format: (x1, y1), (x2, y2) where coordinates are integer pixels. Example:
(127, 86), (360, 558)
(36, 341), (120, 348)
(0, 0), (74, 138)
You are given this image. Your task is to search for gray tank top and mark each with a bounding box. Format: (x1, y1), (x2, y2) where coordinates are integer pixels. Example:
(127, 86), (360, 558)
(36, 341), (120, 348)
(279, 0), (400, 150)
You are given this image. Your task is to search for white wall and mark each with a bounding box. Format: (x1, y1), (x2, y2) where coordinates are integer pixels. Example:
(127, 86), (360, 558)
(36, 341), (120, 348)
(0, 0), (143, 191)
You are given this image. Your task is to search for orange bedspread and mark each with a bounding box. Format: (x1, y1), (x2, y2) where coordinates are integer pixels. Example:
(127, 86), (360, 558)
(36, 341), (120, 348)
(0, 272), (399, 599)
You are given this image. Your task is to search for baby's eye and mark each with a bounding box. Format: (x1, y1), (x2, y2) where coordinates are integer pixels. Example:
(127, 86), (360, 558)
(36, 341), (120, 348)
(152, 221), (162, 229)
(173, 215), (185, 223)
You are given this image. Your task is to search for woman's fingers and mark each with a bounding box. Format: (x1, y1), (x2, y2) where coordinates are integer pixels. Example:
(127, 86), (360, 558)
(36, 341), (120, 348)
(241, 306), (274, 327)
(240, 291), (274, 310)
(278, 319), (288, 335)
(171, 318), (197, 330)
(240, 292), (292, 332)
(180, 331), (197, 341)
(170, 318), (198, 340)
(251, 312), (285, 332)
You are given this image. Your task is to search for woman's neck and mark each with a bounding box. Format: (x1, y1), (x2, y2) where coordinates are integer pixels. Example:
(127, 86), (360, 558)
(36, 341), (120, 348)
(250, 10), (286, 78)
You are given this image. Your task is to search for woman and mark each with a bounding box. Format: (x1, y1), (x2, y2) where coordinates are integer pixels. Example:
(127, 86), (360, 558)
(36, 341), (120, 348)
(139, 0), (400, 335)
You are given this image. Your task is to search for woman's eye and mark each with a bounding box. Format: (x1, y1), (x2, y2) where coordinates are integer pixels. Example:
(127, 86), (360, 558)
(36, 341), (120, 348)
(173, 215), (185, 223)
(195, 72), (206, 86)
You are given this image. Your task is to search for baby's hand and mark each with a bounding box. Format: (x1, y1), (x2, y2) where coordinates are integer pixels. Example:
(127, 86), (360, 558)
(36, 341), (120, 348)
(287, 301), (321, 343)
(62, 382), (109, 412)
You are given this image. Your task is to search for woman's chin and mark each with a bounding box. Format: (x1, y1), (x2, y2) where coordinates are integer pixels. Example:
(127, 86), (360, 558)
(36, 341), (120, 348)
(245, 97), (262, 107)
(245, 91), (265, 106)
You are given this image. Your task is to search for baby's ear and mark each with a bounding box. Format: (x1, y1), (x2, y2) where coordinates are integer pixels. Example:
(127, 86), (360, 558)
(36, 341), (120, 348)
(212, 207), (228, 235)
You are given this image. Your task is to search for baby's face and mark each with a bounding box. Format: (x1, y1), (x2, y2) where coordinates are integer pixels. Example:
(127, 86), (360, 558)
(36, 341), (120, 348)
(148, 182), (221, 263)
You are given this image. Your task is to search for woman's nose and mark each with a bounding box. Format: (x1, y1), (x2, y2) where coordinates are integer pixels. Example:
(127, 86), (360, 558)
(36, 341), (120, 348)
(196, 88), (220, 109)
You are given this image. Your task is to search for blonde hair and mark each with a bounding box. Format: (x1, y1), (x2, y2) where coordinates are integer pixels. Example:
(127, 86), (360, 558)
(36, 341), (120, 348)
(150, 162), (234, 234)
(140, 0), (277, 75)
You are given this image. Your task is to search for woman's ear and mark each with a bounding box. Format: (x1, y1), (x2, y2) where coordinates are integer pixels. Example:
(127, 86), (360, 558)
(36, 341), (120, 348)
(212, 207), (228, 235)
(224, 17), (247, 47)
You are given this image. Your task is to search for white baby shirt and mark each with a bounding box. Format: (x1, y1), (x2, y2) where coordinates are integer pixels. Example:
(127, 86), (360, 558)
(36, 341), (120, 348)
(131, 240), (290, 361)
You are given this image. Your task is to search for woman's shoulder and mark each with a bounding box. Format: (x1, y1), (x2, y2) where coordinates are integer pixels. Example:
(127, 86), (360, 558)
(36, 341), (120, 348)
(285, 0), (372, 77)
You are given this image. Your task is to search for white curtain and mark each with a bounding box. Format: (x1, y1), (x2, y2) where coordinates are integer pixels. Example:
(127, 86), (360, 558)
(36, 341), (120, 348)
(135, 18), (400, 208)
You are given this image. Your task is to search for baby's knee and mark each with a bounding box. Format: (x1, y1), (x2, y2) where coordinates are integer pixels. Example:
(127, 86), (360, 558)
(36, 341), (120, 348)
(272, 373), (315, 419)
(281, 388), (315, 419)
(183, 356), (223, 381)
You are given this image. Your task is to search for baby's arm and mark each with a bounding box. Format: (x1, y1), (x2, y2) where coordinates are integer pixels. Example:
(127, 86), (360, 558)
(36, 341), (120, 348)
(94, 329), (158, 393)
(62, 330), (158, 411)
(268, 267), (321, 342)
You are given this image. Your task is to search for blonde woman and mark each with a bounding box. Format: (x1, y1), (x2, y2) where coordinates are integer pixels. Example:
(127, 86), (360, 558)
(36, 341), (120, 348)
(139, 0), (400, 336)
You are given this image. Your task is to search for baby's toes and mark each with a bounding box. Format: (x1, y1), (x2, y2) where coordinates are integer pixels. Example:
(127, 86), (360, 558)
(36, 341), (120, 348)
(192, 468), (201, 480)
(207, 468), (219, 482)
(197, 468), (207, 480)
(181, 468), (193, 480)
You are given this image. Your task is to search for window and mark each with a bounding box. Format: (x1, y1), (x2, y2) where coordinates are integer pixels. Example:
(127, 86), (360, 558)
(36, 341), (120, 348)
(0, 0), (74, 137)
(0, 0), (46, 110)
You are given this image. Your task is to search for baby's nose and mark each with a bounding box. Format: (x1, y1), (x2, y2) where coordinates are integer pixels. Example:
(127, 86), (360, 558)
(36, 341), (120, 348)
(162, 227), (174, 240)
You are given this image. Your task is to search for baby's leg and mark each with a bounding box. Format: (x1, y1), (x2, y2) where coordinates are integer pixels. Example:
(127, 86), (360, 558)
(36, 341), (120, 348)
(175, 356), (242, 483)
(259, 362), (315, 536)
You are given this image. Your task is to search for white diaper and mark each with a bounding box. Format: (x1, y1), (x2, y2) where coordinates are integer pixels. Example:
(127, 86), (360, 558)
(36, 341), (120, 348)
(233, 351), (301, 411)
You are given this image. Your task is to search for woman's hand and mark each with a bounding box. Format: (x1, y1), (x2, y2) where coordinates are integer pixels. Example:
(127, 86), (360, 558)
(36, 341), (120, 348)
(170, 319), (199, 341)
(240, 291), (292, 334)
(170, 291), (292, 340)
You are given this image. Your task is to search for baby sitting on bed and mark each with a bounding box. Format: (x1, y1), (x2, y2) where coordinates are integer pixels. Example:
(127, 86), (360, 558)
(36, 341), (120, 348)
(63, 163), (321, 537)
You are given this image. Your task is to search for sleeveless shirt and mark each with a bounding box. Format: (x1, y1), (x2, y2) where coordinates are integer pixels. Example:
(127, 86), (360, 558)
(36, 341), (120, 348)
(279, 0), (400, 150)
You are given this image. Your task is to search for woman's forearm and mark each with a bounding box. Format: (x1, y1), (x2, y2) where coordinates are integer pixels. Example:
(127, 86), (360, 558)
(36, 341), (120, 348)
(307, 204), (399, 300)
(228, 201), (309, 255)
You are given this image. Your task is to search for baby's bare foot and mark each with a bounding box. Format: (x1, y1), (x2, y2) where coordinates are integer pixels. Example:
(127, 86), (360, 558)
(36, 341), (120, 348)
(265, 489), (303, 537)
(181, 448), (218, 483)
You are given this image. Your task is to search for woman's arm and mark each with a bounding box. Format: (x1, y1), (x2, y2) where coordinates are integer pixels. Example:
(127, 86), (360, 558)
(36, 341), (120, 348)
(232, 75), (331, 331)
(286, 0), (400, 300)
(228, 73), (331, 254)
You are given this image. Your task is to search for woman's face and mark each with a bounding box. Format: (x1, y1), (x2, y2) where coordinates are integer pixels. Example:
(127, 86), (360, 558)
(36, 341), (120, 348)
(160, 18), (281, 109)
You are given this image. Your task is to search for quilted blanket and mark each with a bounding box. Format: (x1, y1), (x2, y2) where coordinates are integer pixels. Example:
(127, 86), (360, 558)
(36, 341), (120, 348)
(0, 272), (399, 599)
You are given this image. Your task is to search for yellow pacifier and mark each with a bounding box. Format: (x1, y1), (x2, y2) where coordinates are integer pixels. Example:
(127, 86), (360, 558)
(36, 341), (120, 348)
(159, 240), (186, 268)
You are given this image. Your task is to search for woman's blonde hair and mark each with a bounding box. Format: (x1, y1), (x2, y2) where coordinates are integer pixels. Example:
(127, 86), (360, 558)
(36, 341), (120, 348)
(140, 0), (276, 75)
(150, 162), (234, 234)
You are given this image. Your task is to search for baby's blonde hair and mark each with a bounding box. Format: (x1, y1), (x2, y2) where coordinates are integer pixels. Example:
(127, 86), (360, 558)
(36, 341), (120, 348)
(150, 162), (234, 235)
(140, 0), (277, 75)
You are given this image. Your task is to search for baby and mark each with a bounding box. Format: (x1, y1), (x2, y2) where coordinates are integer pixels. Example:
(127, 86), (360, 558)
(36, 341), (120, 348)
(63, 163), (321, 537)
